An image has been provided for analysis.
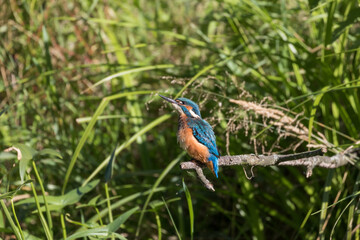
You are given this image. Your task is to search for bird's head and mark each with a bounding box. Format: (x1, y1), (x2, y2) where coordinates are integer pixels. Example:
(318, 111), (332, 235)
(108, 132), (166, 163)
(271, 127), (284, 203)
(159, 95), (202, 119)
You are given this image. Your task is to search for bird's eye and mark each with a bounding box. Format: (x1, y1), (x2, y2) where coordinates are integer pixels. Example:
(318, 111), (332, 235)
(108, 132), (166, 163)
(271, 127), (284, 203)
(176, 100), (184, 105)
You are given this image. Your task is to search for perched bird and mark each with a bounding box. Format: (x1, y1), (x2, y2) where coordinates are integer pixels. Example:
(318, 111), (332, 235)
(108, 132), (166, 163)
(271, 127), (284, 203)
(159, 95), (220, 177)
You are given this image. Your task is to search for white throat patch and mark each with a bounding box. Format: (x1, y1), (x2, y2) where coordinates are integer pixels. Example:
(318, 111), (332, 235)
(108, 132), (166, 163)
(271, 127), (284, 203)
(172, 103), (200, 118)
(172, 103), (183, 113)
(189, 109), (200, 118)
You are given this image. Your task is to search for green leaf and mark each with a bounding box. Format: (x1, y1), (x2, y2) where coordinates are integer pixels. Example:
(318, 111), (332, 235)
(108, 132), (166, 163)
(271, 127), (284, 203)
(108, 206), (139, 233)
(38, 148), (63, 159)
(13, 144), (37, 160)
(62, 90), (154, 195)
(149, 198), (181, 209)
(22, 231), (43, 240)
(83, 64), (174, 93)
(74, 187), (166, 234)
(60, 179), (100, 206)
(149, 200), (163, 209)
(0, 200), (23, 240)
(16, 179), (100, 211)
(183, 179), (194, 240)
(318, 170), (334, 239)
(135, 153), (184, 237)
(66, 227), (128, 240)
(324, 1), (337, 46)
(13, 144), (37, 182)
(96, 195), (123, 206)
(0, 227), (15, 234)
(308, 86), (329, 143)
(162, 197), (182, 240)
(104, 143), (117, 183)
(175, 64), (215, 98)
(82, 114), (171, 186)
(65, 227), (108, 240)
(66, 207), (138, 240)
(308, 0), (321, 10)
(331, 7), (360, 43)
(0, 152), (16, 161)
(88, 195), (102, 206)
(0, 179), (33, 200)
(0, 106), (7, 117)
(31, 204), (66, 213)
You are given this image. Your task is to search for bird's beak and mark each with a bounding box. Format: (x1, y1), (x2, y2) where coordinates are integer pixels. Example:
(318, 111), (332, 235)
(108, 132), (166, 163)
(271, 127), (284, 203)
(159, 95), (178, 105)
(159, 94), (183, 113)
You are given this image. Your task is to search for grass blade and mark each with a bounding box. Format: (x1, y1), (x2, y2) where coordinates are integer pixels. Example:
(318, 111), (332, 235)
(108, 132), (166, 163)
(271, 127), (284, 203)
(0, 200), (23, 240)
(162, 197), (182, 240)
(318, 169), (334, 240)
(62, 90), (153, 194)
(74, 187), (166, 233)
(83, 64), (174, 93)
(182, 179), (194, 240)
(82, 114), (171, 186)
(108, 206), (139, 233)
(308, 86), (330, 143)
(135, 152), (185, 238)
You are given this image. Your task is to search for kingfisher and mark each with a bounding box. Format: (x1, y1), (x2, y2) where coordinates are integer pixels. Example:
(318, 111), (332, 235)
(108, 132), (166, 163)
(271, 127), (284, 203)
(159, 95), (220, 177)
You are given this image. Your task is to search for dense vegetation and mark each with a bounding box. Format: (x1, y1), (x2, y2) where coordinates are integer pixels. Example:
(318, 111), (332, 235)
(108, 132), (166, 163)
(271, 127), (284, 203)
(1, 0), (359, 239)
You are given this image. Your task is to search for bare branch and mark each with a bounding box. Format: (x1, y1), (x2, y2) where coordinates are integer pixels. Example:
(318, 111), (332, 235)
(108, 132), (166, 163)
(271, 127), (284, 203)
(181, 149), (358, 191)
(191, 163), (215, 191)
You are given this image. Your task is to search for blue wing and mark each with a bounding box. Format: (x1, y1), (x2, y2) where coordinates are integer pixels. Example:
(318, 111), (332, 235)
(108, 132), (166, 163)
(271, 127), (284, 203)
(187, 118), (219, 157)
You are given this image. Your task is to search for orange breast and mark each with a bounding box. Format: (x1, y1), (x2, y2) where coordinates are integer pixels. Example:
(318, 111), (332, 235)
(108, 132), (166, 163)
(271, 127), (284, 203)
(177, 122), (210, 164)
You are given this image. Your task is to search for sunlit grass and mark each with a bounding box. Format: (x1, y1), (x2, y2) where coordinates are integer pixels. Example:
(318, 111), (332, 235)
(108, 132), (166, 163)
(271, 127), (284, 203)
(0, 0), (359, 239)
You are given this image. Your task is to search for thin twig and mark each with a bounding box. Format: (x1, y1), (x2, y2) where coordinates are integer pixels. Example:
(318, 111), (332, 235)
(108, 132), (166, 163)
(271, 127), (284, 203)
(277, 148), (324, 162)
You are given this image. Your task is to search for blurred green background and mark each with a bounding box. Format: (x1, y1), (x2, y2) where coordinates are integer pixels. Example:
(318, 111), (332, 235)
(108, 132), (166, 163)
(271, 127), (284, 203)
(1, 0), (360, 239)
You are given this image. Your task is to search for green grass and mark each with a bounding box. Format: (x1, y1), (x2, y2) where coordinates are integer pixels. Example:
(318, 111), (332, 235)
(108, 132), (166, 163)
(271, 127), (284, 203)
(0, 0), (360, 239)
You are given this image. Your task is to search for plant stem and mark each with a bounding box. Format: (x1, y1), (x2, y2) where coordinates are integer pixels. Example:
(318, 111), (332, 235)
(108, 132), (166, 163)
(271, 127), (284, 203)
(11, 199), (25, 240)
(95, 207), (104, 226)
(0, 200), (22, 240)
(27, 173), (52, 240)
(32, 160), (53, 235)
(60, 214), (67, 239)
(105, 182), (114, 240)
(104, 183), (113, 222)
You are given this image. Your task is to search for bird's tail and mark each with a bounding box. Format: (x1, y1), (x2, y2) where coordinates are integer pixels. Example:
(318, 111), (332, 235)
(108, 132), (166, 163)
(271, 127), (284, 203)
(208, 154), (219, 178)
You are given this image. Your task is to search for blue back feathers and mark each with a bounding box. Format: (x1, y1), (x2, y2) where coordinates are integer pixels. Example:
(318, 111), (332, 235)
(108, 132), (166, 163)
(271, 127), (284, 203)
(188, 118), (219, 177)
(186, 118), (219, 157)
(178, 97), (219, 177)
